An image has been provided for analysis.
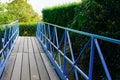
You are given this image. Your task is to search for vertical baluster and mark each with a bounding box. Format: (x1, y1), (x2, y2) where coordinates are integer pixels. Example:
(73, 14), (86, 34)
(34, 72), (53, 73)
(94, 39), (111, 80)
(37, 22), (40, 38)
(40, 24), (42, 40)
(8, 27), (12, 49)
(63, 30), (67, 76)
(42, 24), (44, 42)
(11, 26), (13, 45)
(46, 24), (49, 50)
(0, 33), (3, 65)
(17, 21), (19, 36)
(43, 24), (45, 44)
(54, 27), (62, 70)
(0, 34), (3, 49)
(88, 37), (95, 80)
(12, 25), (14, 43)
(36, 22), (38, 36)
(66, 31), (78, 80)
(44, 24), (47, 48)
(48, 24), (53, 55)
(52, 27), (55, 59)
(13, 25), (15, 42)
(3, 25), (9, 58)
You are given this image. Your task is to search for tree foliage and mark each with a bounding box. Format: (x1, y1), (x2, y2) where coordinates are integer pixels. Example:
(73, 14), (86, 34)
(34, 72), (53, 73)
(0, 0), (39, 25)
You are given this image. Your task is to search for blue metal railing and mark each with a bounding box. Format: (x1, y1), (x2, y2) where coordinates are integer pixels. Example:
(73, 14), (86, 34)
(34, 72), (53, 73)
(36, 21), (120, 80)
(0, 21), (19, 78)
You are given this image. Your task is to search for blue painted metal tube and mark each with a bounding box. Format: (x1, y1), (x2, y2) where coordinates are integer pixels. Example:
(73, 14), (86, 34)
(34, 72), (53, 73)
(37, 35), (89, 80)
(66, 31), (78, 80)
(0, 26), (18, 54)
(38, 30), (89, 79)
(94, 39), (112, 80)
(88, 37), (95, 80)
(37, 37), (67, 80)
(54, 27), (62, 69)
(63, 30), (67, 75)
(0, 21), (19, 78)
(66, 39), (91, 77)
(40, 22), (120, 45)
(36, 21), (120, 80)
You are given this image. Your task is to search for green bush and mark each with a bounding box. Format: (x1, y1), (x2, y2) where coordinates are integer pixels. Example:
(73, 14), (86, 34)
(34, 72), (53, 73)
(42, 0), (120, 79)
(42, 3), (79, 27)
(19, 22), (37, 36)
(0, 22), (37, 36)
(70, 0), (120, 39)
(69, 0), (120, 79)
(0, 26), (5, 37)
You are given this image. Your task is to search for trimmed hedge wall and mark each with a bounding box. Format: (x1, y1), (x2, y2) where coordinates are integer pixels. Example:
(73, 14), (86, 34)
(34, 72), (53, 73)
(0, 23), (37, 37)
(19, 23), (36, 36)
(42, 0), (120, 79)
(42, 3), (79, 27)
(70, 1), (120, 79)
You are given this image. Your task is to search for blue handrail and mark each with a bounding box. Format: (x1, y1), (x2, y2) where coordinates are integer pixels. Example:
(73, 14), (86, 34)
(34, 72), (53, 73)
(0, 21), (19, 78)
(36, 21), (120, 80)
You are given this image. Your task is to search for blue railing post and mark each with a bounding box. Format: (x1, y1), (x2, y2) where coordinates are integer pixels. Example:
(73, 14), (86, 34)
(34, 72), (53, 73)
(47, 24), (52, 53)
(88, 37), (95, 80)
(54, 27), (61, 65)
(66, 31), (78, 80)
(36, 21), (120, 80)
(94, 39), (112, 80)
(8, 27), (12, 49)
(0, 21), (19, 78)
(0, 34), (3, 49)
(63, 30), (67, 76)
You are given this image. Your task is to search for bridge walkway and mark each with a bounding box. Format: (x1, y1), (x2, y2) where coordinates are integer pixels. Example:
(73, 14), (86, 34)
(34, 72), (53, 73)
(2, 37), (59, 80)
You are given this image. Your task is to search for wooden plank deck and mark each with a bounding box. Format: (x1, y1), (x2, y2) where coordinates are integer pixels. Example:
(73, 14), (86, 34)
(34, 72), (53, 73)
(2, 37), (59, 80)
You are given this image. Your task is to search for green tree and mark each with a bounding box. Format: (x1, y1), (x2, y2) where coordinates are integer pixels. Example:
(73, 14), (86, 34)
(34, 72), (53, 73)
(0, 0), (39, 24)
(7, 0), (39, 22)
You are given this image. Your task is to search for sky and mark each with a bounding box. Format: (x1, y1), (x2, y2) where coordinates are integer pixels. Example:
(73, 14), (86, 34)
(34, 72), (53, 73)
(27, 0), (81, 16)
(0, 0), (81, 16)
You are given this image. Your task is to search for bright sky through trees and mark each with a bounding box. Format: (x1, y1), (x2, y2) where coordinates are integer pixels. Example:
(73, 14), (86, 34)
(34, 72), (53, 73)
(27, 0), (81, 16)
(0, 0), (81, 16)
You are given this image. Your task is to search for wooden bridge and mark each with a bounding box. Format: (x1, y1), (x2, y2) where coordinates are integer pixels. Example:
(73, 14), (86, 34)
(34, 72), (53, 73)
(0, 21), (120, 80)
(1, 37), (59, 80)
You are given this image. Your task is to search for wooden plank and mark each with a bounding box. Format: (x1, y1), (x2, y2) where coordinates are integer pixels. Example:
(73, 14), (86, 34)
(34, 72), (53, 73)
(29, 53), (40, 80)
(40, 52), (59, 80)
(21, 53), (30, 80)
(32, 37), (50, 79)
(35, 54), (50, 80)
(2, 56), (16, 80)
(11, 53), (22, 80)
(34, 38), (44, 53)
(23, 37), (28, 53)
(34, 37), (59, 80)
(31, 37), (39, 53)
(2, 37), (21, 80)
(18, 37), (24, 53)
(2, 37), (59, 80)
(29, 37), (40, 80)
(28, 37), (33, 53)
(12, 37), (21, 55)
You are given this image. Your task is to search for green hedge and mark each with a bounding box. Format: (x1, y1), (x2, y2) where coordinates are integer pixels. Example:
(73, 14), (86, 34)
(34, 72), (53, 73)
(42, 3), (79, 27)
(0, 23), (37, 37)
(19, 23), (37, 36)
(42, 0), (120, 79)
(70, 0), (120, 79)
